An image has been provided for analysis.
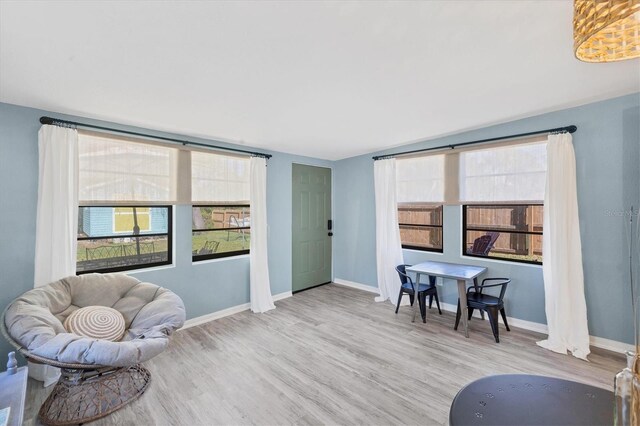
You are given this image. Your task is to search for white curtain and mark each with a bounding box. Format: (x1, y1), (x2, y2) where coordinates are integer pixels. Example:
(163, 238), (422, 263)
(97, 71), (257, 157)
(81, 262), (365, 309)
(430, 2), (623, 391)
(537, 133), (590, 360)
(33, 125), (79, 386)
(374, 158), (405, 303)
(249, 156), (275, 313)
(35, 125), (79, 286)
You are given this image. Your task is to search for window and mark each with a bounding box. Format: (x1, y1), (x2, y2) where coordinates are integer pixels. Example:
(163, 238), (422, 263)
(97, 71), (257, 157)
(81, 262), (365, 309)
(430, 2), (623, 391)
(191, 151), (250, 260)
(459, 139), (546, 264)
(77, 206), (172, 273)
(192, 206), (250, 260)
(398, 204), (443, 252)
(463, 204), (543, 264)
(77, 131), (178, 273)
(396, 155), (445, 252)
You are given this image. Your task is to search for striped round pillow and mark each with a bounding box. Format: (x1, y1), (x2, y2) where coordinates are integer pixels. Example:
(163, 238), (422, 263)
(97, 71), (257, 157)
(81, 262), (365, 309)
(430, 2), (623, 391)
(64, 306), (125, 342)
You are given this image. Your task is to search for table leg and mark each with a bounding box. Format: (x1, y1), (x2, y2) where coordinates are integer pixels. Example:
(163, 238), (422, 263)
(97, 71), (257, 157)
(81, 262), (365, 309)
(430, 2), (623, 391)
(411, 273), (421, 323)
(457, 279), (469, 338)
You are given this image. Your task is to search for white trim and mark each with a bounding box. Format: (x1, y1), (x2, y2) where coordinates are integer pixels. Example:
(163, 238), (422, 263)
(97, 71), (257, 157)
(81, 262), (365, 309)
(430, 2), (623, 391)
(126, 263), (176, 275)
(336, 279), (634, 354)
(332, 278), (379, 293)
(589, 335), (635, 354)
(403, 248), (444, 256)
(460, 254), (543, 269)
(180, 290), (292, 330)
(192, 254), (250, 265)
(439, 302), (549, 334)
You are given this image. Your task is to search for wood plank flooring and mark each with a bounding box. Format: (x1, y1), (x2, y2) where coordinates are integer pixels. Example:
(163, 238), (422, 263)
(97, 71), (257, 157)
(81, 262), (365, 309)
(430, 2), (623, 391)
(24, 284), (625, 425)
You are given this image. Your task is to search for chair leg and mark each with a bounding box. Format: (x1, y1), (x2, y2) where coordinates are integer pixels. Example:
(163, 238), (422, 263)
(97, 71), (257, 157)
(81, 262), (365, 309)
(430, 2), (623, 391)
(467, 307), (474, 321)
(434, 293), (442, 315)
(419, 293), (427, 323)
(473, 278), (485, 320)
(500, 308), (510, 331)
(487, 307), (500, 343)
(395, 290), (403, 314)
(454, 300), (461, 330)
(428, 294), (433, 309)
(409, 294), (415, 306)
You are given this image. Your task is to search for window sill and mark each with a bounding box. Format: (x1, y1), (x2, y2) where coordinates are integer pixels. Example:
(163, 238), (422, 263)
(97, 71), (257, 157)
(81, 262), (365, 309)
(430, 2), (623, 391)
(192, 254), (250, 265)
(402, 248), (444, 256)
(125, 263), (176, 275)
(461, 254), (542, 269)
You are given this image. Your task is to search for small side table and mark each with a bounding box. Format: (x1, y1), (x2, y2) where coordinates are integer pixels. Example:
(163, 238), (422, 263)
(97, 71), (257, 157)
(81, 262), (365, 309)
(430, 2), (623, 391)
(449, 374), (614, 425)
(0, 366), (28, 426)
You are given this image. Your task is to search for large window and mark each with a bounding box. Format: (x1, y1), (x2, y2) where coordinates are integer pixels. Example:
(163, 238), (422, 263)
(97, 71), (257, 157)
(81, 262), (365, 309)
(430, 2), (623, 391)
(77, 206), (172, 273)
(76, 131), (178, 273)
(459, 138), (546, 264)
(396, 155), (445, 252)
(192, 206), (250, 259)
(191, 151), (250, 261)
(398, 204), (443, 252)
(463, 205), (543, 264)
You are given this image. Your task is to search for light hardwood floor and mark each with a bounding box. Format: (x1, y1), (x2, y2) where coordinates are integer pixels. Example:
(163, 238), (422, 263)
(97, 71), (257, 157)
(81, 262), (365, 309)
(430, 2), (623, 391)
(25, 284), (624, 425)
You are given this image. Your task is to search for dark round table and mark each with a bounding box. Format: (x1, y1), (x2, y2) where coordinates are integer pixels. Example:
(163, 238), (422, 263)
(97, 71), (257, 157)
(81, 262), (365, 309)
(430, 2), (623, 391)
(449, 374), (614, 426)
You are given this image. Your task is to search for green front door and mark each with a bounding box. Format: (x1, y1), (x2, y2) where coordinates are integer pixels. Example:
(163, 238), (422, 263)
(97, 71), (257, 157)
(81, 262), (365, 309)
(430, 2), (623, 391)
(292, 164), (332, 292)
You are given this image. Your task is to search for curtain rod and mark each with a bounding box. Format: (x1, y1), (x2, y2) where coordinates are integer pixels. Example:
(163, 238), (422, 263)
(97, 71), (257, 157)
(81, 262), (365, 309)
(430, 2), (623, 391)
(372, 125), (577, 161)
(39, 116), (272, 159)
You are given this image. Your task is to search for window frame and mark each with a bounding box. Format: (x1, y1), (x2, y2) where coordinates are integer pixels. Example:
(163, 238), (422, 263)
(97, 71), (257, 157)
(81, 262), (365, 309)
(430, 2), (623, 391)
(192, 204), (251, 262)
(77, 205), (173, 274)
(462, 204), (543, 265)
(397, 203), (444, 253)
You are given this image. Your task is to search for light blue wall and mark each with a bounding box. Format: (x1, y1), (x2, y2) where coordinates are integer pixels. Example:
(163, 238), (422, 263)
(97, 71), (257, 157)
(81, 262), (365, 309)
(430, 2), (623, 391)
(1, 93), (637, 361)
(333, 93), (640, 345)
(0, 102), (332, 358)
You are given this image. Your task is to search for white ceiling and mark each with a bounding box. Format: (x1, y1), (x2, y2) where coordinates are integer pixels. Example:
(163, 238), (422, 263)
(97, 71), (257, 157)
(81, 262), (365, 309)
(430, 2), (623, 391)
(1, 1), (638, 160)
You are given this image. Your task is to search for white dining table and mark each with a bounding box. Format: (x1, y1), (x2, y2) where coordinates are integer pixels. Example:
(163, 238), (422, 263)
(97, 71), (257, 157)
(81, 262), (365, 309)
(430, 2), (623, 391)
(406, 260), (486, 337)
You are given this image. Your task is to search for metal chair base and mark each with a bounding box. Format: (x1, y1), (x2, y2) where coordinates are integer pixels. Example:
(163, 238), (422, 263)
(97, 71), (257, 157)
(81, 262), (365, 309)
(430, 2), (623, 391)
(38, 364), (150, 426)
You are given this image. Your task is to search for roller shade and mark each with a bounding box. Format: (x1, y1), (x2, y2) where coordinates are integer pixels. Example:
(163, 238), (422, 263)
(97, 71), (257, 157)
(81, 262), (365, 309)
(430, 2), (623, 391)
(191, 151), (250, 204)
(78, 131), (178, 204)
(396, 154), (445, 203)
(459, 141), (547, 203)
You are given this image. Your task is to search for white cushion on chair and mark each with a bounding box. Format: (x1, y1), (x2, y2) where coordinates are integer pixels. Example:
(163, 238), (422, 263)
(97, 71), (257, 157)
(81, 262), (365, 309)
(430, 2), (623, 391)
(64, 306), (125, 342)
(4, 273), (186, 367)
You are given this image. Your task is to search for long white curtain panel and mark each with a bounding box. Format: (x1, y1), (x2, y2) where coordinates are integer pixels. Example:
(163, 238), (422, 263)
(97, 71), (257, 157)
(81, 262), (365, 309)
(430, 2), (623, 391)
(374, 158), (405, 303)
(34, 125), (79, 287)
(249, 156), (275, 313)
(537, 132), (590, 360)
(33, 124), (79, 386)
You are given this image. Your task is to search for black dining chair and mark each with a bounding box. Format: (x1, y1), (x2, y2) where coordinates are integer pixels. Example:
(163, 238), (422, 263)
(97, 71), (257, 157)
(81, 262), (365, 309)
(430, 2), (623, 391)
(454, 278), (511, 343)
(395, 264), (442, 323)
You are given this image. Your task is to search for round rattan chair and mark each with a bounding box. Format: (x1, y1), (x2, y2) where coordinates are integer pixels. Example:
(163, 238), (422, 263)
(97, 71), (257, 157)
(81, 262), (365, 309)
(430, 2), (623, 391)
(1, 273), (186, 426)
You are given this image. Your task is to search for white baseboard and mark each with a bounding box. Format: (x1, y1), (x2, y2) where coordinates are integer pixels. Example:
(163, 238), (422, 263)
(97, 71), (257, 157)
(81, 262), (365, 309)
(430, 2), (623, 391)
(180, 291), (292, 330)
(335, 278), (634, 354)
(589, 335), (635, 354)
(332, 278), (379, 293)
(438, 302), (550, 335)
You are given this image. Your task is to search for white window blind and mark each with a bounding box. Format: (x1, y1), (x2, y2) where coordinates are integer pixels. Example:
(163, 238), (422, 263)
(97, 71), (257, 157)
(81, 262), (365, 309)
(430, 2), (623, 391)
(396, 154), (445, 203)
(191, 151), (250, 203)
(78, 132), (178, 204)
(459, 141), (547, 203)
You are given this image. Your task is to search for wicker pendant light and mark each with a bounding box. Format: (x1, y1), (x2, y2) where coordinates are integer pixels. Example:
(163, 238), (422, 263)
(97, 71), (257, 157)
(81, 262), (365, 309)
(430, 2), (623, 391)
(574, 0), (640, 62)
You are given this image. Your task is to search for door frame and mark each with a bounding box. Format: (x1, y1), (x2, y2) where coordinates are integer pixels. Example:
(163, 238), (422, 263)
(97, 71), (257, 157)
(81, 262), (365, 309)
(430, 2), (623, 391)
(291, 162), (334, 293)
